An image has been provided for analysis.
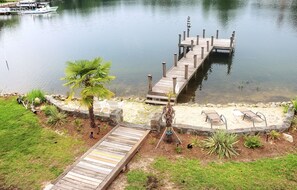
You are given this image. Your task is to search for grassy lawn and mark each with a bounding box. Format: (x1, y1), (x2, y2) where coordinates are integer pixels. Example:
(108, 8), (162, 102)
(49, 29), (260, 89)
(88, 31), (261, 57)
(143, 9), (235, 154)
(0, 97), (87, 189)
(152, 155), (297, 190)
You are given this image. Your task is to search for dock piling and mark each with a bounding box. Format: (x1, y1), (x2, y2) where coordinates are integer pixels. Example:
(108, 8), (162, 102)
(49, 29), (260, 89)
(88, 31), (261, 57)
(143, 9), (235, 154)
(178, 34), (181, 45)
(183, 31), (186, 40)
(216, 30), (219, 39)
(174, 53), (177, 67)
(173, 77), (177, 94)
(211, 36), (214, 46)
(203, 29), (205, 38)
(194, 55), (197, 68)
(148, 75), (152, 92)
(185, 65), (189, 79)
(230, 37), (233, 48)
(201, 47), (204, 59)
(207, 41), (209, 52)
(187, 16), (191, 37)
(196, 35), (199, 45)
(162, 62), (166, 77)
(191, 40), (194, 51)
(183, 46), (187, 58)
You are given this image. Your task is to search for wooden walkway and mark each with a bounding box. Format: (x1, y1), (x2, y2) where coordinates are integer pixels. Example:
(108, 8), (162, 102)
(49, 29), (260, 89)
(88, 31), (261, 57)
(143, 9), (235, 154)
(50, 124), (150, 190)
(146, 33), (235, 105)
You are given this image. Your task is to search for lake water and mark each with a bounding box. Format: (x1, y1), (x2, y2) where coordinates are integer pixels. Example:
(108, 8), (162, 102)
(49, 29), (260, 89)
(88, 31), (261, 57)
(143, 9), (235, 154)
(0, 0), (296, 104)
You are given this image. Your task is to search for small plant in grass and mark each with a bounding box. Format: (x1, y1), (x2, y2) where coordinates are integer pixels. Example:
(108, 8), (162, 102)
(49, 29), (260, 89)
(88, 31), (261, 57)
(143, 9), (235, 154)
(25, 89), (46, 105)
(126, 169), (157, 190)
(268, 130), (281, 141)
(202, 130), (239, 158)
(244, 135), (262, 149)
(46, 106), (67, 127)
(175, 145), (182, 154)
(73, 118), (83, 132)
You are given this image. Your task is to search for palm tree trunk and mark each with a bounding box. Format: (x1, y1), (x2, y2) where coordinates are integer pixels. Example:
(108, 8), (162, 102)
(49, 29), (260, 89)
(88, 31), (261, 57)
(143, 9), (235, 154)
(88, 101), (96, 128)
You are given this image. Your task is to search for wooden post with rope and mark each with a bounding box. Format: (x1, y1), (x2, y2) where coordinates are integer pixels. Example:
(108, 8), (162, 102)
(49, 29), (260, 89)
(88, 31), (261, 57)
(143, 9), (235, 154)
(155, 92), (182, 149)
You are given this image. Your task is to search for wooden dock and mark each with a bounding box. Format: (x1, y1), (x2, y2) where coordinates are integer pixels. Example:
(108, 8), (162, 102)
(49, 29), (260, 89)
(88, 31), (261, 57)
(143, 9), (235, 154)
(146, 28), (235, 105)
(50, 124), (150, 190)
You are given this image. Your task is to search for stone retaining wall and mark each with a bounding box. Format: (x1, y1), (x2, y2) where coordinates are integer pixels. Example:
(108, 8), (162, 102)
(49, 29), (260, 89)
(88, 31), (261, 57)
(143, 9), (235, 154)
(45, 95), (123, 126)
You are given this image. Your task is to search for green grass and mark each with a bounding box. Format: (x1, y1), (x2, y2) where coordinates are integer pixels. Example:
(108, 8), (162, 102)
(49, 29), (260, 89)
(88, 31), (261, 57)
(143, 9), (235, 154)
(126, 170), (149, 190)
(153, 155), (297, 190)
(0, 97), (87, 189)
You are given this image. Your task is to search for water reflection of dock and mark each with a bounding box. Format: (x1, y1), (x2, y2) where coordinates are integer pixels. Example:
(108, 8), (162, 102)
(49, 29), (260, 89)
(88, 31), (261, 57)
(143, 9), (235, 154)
(146, 21), (235, 105)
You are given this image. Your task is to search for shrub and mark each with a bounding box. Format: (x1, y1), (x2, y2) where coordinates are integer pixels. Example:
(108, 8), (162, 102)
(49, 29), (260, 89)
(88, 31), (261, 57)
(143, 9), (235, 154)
(73, 118), (83, 132)
(25, 89), (46, 105)
(45, 106), (67, 126)
(202, 130), (239, 158)
(269, 130), (281, 141)
(244, 135), (262, 149)
(41, 105), (58, 116)
(190, 136), (200, 147)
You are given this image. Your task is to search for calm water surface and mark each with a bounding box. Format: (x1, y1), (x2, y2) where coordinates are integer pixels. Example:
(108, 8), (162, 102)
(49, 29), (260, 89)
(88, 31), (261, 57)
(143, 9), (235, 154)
(0, 0), (296, 103)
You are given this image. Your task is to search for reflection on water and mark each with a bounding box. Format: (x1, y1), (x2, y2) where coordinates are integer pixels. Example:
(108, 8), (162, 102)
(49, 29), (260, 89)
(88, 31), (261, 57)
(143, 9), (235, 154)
(0, 15), (19, 31)
(178, 53), (233, 103)
(0, 0), (296, 103)
(201, 0), (247, 26)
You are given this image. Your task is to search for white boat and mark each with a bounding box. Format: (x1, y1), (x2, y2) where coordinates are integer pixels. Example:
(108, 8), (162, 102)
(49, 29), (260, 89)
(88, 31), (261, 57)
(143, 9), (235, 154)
(0, 8), (11, 15)
(20, 5), (58, 14)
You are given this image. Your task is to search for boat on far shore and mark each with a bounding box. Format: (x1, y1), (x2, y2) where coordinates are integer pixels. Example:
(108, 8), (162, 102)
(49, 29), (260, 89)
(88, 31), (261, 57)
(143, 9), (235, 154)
(0, 0), (58, 15)
(20, 4), (58, 14)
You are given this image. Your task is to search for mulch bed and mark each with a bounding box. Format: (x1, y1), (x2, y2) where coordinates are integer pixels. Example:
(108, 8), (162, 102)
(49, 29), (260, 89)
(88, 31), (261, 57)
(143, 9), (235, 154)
(138, 125), (297, 162)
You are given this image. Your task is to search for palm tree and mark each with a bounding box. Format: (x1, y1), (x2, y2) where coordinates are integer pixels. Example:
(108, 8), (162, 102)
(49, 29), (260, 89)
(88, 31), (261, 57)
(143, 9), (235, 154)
(62, 57), (115, 129)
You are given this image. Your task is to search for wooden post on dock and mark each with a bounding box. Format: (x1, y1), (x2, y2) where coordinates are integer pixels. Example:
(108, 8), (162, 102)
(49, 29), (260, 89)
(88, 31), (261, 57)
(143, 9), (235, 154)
(185, 65), (188, 79)
(178, 34), (181, 45)
(211, 36), (214, 46)
(183, 31), (186, 40)
(194, 55), (197, 68)
(187, 16), (191, 38)
(216, 30), (219, 39)
(191, 40), (194, 51)
(196, 35), (199, 45)
(203, 29), (205, 38)
(201, 47), (204, 59)
(173, 77), (177, 94)
(207, 41), (209, 52)
(183, 46), (186, 58)
(174, 53), (177, 67)
(148, 75), (152, 92)
(162, 62), (166, 77)
(230, 37), (233, 48)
